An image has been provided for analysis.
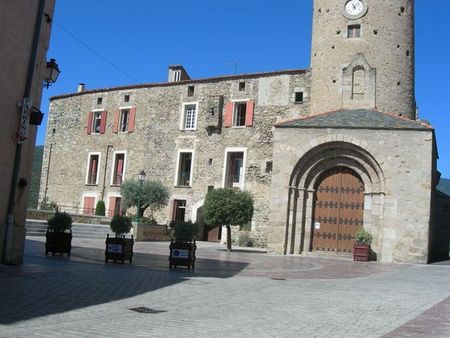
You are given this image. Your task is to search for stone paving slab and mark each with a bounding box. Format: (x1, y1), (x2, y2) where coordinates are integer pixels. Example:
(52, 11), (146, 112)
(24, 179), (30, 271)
(0, 238), (449, 337)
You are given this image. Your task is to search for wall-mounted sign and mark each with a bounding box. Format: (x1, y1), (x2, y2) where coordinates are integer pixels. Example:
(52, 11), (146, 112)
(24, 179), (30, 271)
(314, 222), (321, 230)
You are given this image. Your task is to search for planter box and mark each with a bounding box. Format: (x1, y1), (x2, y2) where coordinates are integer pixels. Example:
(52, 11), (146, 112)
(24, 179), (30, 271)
(353, 244), (370, 262)
(45, 229), (72, 256)
(169, 240), (196, 270)
(105, 234), (134, 264)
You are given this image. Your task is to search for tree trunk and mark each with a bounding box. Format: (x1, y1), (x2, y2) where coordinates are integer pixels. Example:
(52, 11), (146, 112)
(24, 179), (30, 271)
(226, 225), (232, 252)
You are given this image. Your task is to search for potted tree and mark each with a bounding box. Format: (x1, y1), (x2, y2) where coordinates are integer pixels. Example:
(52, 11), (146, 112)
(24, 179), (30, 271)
(45, 211), (73, 256)
(169, 221), (199, 270)
(353, 227), (373, 262)
(105, 215), (134, 264)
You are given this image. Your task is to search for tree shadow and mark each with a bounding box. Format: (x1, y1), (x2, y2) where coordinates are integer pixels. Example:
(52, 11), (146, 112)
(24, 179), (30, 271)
(0, 239), (248, 324)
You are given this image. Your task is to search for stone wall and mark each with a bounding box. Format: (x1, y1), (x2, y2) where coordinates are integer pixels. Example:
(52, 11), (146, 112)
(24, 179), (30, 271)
(40, 70), (311, 245)
(268, 127), (434, 264)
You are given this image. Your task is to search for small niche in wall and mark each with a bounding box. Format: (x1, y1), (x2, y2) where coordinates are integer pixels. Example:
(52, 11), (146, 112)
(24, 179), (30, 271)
(239, 81), (246, 91)
(187, 85), (195, 97)
(294, 92), (304, 104)
(97, 97), (102, 105)
(124, 94), (130, 103)
(265, 161), (273, 173)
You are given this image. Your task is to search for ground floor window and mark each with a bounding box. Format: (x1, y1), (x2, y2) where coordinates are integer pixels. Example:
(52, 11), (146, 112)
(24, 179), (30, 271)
(172, 199), (186, 222)
(225, 151), (244, 189)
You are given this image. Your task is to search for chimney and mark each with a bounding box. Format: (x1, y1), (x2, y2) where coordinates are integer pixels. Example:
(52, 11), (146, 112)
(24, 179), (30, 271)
(168, 65), (190, 83)
(77, 83), (85, 93)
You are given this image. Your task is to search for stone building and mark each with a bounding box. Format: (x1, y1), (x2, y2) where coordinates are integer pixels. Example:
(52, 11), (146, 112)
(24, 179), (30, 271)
(41, 0), (443, 263)
(1, 0), (56, 265)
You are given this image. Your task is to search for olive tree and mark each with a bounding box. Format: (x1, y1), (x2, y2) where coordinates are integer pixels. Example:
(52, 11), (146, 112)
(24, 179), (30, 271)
(203, 188), (254, 251)
(120, 180), (169, 218)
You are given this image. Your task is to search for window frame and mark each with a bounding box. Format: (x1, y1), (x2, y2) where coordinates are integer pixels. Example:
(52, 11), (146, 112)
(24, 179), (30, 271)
(119, 106), (131, 133)
(85, 152), (101, 185)
(348, 24), (362, 38)
(172, 199), (187, 222)
(174, 149), (194, 187)
(233, 101), (247, 127)
(110, 151), (127, 186)
(91, 110), (103, 134)
(180, 102), (199, 131)
(294, 91), (304, 104)
(222, 147), (247, 190)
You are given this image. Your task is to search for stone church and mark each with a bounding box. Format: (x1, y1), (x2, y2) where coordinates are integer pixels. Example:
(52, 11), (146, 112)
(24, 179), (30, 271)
(40, 0), (443, 263)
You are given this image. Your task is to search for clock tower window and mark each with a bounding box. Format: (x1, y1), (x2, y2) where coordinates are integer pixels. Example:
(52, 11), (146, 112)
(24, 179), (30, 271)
(348, 24), (361, 38)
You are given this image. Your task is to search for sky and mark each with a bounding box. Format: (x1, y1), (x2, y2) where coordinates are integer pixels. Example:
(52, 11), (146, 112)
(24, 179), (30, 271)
(39, 0), (450, 177)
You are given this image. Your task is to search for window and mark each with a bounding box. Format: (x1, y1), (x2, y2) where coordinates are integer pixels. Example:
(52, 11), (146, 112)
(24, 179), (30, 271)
(233, 103), (247, 127)
(112, 153), (125, 186)
(124, 95), (130, 103)
(173, 70), (181, 82)
(224, 101), (254, 128)
(87, 111), (106, 135)
(97, 97), (102, 105)
(295, 92), (304, 103)
(108, 196), (122, 217)
(182, 104), (197, 130)
(92, 111), (102, 134)
(352, 67), (365, 98)
(120, 109), (130, 132)
(225, 151), (244, 189)
(86, 154), (100, 185)
(265, 161), (273, 173)
(176, 152), (193, 187)
(113, 107), (135, 133)
(187, 86), (194, 97)
(172, 200), (186, 222)
(239, 81), (246, 91)
(348, 25), (361, 38)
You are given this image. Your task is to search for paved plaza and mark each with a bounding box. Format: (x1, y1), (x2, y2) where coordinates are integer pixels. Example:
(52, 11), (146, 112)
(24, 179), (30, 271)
(1, 237), (450, 337)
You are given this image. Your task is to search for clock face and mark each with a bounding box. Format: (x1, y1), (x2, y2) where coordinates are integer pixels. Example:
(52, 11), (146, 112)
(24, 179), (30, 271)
(343, 0), (368, 19)
(345, 0), (364, 15)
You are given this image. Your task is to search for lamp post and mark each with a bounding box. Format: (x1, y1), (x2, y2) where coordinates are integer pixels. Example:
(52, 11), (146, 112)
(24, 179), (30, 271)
(43, 58), (60, 88)
(137, 170), (146, 224)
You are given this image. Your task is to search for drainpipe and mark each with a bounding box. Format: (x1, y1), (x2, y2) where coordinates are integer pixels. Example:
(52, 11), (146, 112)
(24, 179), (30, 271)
(101, 145), (113, 201)
(3, 0), (47, 263)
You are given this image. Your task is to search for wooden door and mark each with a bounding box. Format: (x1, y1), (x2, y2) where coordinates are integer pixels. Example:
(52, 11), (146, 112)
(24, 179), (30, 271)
(312, 167), (364, 253)
(83, 197), (95, 215)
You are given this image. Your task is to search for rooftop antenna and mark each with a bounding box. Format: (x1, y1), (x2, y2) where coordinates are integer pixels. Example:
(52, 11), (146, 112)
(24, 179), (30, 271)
(226, 60), (238, 75)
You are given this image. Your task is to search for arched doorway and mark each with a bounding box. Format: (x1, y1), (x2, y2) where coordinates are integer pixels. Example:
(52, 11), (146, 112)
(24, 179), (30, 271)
(312, 167), (364, 253)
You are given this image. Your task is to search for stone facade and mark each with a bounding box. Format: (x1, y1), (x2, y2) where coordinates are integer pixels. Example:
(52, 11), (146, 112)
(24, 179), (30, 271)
(41, 0), (440, 263)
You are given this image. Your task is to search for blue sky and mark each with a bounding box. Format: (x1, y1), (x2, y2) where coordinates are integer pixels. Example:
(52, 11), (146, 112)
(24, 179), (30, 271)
(39, 0), (450, 177)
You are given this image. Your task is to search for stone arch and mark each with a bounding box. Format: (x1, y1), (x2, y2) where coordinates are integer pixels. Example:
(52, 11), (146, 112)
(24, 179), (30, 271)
(284, 141), (385, 256)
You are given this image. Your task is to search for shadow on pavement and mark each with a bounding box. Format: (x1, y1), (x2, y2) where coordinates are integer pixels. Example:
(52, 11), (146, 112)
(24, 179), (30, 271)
(0, 239), (248, 324)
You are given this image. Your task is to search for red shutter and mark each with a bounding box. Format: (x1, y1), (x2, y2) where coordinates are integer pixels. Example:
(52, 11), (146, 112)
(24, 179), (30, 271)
(99, 111), (107, 134)
(86, 112), (93, 135)
(83, 197), (95, 215)
(112, 110), (120, 133)
(109, 197), (116, 217)
(128, 107), (136, 133)
(245, 101), (255, 127)
(224, 102), (233, 127)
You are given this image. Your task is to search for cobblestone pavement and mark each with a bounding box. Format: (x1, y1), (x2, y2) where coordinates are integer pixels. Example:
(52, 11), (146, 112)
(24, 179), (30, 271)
(0, 237), (449, 337)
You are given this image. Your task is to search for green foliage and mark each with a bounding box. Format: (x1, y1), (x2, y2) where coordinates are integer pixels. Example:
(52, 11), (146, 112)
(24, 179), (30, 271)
(140, 217), (158, 225)
(27, 146), (44, 209)
(203, 188), (254, 227)
(109, 215), (132, 236)
(95, 200), (106, 216)
(40, 197), (58, 212)
(120, 179), (169, 217)
(47, 211), (72, 232)
(173, 221), (199, 242)
(238, 232), (254, 247)
(355, 227), (373, 245)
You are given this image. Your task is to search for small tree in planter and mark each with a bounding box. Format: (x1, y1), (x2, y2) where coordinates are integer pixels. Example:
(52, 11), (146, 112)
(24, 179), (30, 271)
(105, 215), (134, 264)
(203, 188), (254, 252)
(45, 211), (73, 256)
(353, 227), (373, 262)
(169, 221), (199, 270)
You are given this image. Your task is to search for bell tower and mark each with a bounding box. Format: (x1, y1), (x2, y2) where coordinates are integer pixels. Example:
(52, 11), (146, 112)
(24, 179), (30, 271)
(309, 0), (416, 119)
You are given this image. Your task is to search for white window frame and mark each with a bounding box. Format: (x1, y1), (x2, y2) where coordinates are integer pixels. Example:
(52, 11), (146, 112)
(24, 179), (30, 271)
(174, 149), (195, 187)
(110, 151), (127, 186)
(180, 102), (199, 131)
(222, 147), (247, 190)
(85, 152), (101, 185)
(173, 70), (181, 82)
(231, 99), (250, 128)
(91, 109), (103, 134)
(119, 105), (132, 133)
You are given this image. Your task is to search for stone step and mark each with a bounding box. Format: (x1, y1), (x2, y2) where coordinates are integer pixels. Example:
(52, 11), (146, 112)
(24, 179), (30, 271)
(26, 219), (112, 240)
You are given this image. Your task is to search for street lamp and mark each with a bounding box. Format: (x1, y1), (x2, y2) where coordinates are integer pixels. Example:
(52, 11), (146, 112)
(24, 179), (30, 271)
(43, 58), (60, 88)
(137, 170), (146, 223)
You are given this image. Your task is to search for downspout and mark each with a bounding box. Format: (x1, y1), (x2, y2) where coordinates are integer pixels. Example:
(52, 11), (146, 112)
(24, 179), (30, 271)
(3, 0), (47, 263)
(101, 145), (113, 200)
